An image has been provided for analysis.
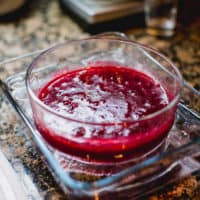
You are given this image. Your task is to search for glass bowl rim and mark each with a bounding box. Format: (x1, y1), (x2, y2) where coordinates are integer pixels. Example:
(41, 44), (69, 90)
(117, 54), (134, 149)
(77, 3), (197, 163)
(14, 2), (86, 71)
(25, 37), (183, 126)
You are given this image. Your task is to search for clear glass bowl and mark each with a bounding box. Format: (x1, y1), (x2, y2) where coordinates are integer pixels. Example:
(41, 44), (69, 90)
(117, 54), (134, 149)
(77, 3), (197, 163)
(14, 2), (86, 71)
(25, 36), (182, 173)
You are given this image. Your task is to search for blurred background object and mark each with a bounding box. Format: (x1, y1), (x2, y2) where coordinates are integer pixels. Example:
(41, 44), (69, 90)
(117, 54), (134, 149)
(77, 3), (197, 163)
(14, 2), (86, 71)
(59, 0), (145, 34)
(58, 0), (200, 34)
(0, 0), (30, 22)
(144, 0), (178, 37)
(177, 0), (200, 26)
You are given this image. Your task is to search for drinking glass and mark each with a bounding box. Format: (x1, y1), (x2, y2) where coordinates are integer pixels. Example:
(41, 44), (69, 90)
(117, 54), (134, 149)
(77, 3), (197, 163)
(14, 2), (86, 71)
(144, 0), (178, 37)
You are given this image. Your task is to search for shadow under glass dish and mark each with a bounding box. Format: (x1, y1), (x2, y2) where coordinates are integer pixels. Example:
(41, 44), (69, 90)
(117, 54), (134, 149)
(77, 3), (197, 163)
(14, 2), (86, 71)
(25, 38), (183, 174)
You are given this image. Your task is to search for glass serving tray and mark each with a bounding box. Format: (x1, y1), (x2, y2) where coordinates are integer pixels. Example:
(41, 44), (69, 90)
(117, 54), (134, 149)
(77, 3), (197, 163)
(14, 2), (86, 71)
(1, 32), (200, 200)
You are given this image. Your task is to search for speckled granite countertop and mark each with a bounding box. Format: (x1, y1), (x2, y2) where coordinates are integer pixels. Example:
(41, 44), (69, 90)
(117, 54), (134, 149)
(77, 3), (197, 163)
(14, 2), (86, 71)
(0, 0), (199, 199)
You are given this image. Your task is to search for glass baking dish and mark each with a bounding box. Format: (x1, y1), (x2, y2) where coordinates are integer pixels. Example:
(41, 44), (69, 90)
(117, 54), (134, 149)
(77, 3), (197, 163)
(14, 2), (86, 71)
(1, 32), (200, 200)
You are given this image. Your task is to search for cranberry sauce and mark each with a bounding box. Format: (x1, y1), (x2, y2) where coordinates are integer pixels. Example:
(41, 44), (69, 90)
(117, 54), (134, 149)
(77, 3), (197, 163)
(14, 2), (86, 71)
(36, 65), (174, 162)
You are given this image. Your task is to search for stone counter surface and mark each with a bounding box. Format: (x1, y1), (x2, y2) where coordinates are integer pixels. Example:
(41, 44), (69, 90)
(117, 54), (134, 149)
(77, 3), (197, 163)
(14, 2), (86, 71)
(0, 0), (199, 199)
